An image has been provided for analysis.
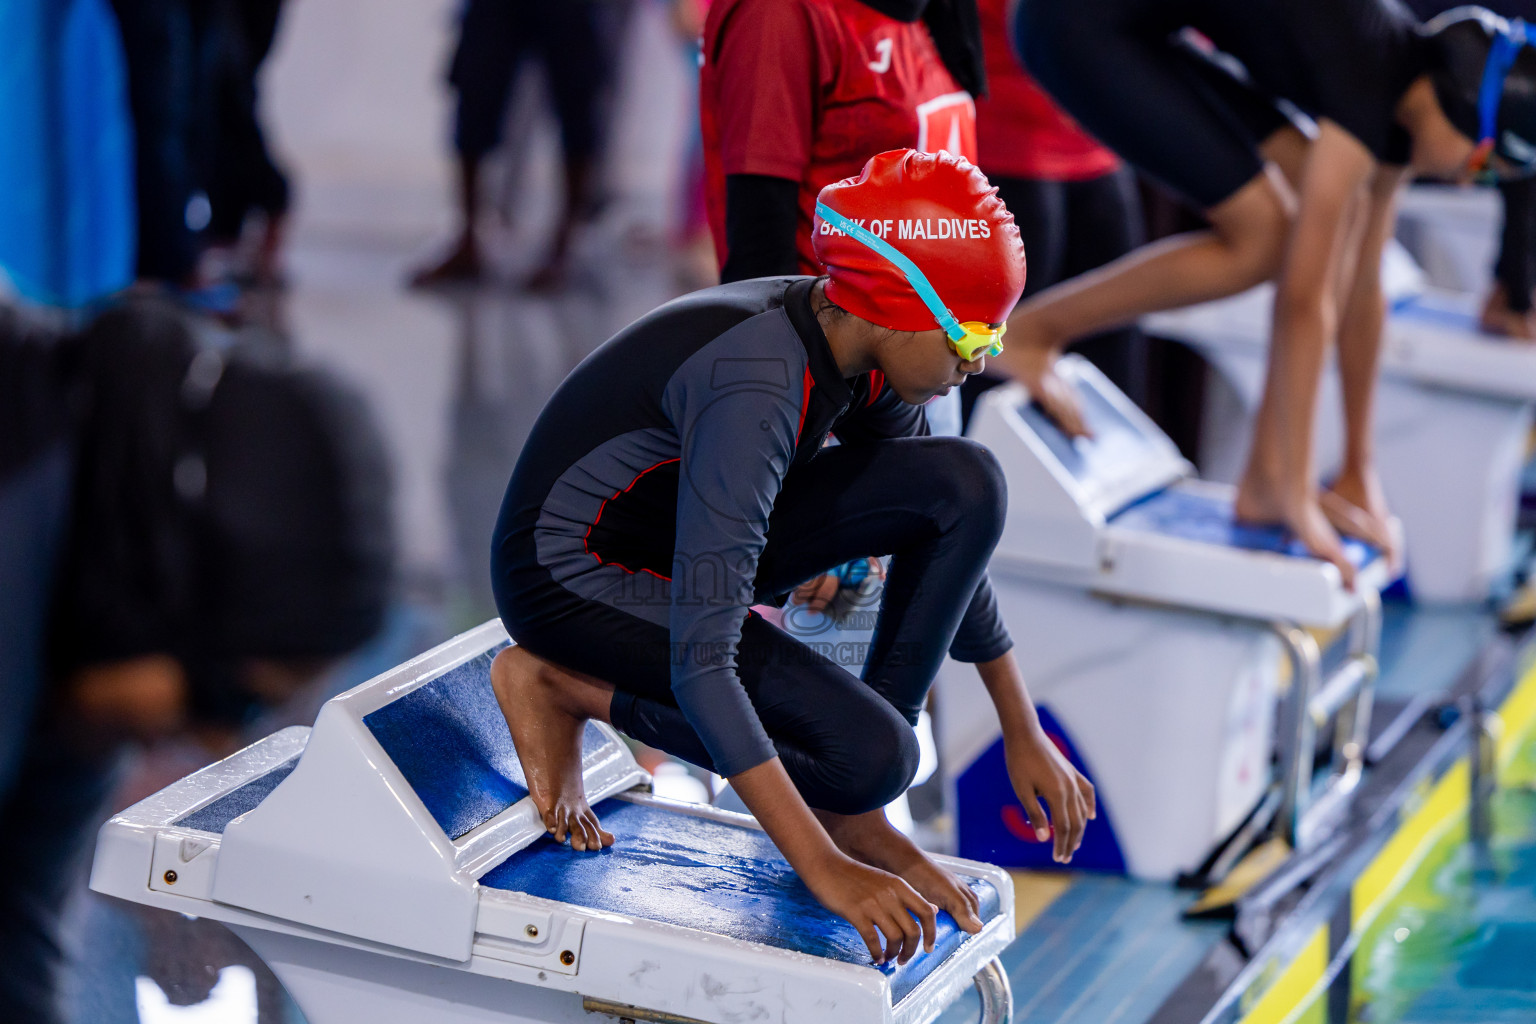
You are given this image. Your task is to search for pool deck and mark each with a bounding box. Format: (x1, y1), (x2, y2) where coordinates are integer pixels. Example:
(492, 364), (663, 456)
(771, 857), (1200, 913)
(947, 602), (1536, 1024)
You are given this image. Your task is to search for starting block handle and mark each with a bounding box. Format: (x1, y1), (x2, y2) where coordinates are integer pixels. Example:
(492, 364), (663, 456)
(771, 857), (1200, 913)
(975, 958), (1014, 1024)
(1272, 588), (1382, 851)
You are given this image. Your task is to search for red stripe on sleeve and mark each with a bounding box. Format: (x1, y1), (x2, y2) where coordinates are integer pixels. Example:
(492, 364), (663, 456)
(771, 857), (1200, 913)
(867, 370), (885, 407)
(797, 366), (814, 439)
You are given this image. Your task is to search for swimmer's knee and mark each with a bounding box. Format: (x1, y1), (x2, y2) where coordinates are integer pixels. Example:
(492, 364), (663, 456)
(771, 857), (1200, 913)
(925, 438), (1007, 533)
(835, 718), (921, 815)
(1210, 171), (1294, 287)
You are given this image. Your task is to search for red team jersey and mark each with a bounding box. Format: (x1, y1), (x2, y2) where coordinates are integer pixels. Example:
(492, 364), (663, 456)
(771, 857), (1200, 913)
(973, 0), (1119, 181)
(701, 0), (977, 274)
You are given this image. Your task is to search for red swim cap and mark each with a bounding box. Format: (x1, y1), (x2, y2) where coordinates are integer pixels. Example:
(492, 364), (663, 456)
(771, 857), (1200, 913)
(812, 149), (1026, 332)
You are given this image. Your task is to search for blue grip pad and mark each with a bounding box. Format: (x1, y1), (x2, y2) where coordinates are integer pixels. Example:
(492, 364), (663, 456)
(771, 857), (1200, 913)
(481, 799), (1000, 1005)
(363, 643), (608, 840)
(175, 758), (300, 834)
(1111, 487), (1379, 567)
(1016, 386), (1165, 490)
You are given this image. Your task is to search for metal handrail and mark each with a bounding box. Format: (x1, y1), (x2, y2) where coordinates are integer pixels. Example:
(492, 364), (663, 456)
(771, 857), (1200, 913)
(976, 957), (1014, 1024)
(1271, 587), (1383, 851)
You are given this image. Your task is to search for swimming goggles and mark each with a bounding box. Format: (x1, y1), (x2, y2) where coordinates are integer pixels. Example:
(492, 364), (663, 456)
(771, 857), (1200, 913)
(815, 202), (1006, 362)
(1470, 18), (1530, 181)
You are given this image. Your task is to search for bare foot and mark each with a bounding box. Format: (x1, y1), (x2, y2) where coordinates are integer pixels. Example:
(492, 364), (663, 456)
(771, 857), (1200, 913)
(1322, 467), (1400, 571)
(489, 646), (615, 851)
(1480, 282), (1536, 340)
(815, 809), (984, 934)
(1235, 469), (1356, 589)
(409, 236), (482, 288)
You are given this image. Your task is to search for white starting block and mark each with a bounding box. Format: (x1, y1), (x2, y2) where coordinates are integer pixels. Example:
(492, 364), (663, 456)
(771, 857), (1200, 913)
(938, 357), (1388, 881)
(1394, 183), (1501, 294)
(91, 622), (1015, 1024)
(1147, 272), (1536, 603)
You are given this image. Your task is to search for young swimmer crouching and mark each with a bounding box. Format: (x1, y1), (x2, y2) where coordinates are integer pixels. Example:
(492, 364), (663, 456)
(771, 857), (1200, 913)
(487, 150), (1093, 966)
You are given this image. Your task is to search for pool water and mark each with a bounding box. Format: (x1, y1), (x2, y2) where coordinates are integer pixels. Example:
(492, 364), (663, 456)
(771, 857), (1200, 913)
(1348, 734), (1536, 1023)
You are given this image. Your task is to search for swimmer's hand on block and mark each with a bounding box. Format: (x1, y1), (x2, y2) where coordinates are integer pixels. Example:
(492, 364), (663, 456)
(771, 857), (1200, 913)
(992, 337), (1093, 440)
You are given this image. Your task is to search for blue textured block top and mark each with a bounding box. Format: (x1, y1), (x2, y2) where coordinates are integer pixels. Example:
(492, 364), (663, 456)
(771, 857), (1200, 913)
(481, 798), (1000, 1005)
(1111, 487), (1379, 566)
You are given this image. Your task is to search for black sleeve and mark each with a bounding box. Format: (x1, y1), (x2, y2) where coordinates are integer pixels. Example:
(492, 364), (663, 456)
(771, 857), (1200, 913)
(721, 174), (802, 283)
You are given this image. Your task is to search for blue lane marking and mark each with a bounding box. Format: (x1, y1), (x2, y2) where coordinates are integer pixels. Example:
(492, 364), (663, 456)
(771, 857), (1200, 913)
(937, 876), (1224, 1024)
(174, 758), (300, 834)
(481, 799), (1001, 1005)
(1110, 487), (1379, 568)
(362, 643), (608, 840)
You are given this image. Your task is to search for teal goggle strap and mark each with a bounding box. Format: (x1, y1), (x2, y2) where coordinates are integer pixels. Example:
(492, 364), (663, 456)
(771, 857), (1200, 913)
(816, 202), (966, 343)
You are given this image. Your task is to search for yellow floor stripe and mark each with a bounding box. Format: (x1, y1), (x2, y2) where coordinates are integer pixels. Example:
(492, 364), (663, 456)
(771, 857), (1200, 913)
(1237, 926), (1328, 1024)
(1007, 870), (1073, 935)
(1351, 760), (1468, 930)
(1496, 659), (1536, 767)
(1351, 658), (1536, 932)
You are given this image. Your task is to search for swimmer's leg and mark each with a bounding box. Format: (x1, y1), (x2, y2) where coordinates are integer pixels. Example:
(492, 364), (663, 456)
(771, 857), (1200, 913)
(815, 808), (984, 935)
(489, 645), (615, 851)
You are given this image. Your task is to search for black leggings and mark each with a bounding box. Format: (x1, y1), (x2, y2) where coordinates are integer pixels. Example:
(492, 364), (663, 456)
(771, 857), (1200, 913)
(495, 437), (1011, 816)
(1015, 0), (1291, 209)
(1497, 176), (1536, 314)
(450, 0), (615, 161)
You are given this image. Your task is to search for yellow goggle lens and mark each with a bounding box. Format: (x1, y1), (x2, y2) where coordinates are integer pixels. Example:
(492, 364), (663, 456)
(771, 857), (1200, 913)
(948, 321), (1006, 362)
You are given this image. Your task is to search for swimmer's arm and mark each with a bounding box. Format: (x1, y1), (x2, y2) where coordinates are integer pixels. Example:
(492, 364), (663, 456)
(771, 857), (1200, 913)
(731, 758), (938, 964)
(974, 651), (1096, 864)
(1264, 121), (1376, 495)
(1335, 167), (1408, 475)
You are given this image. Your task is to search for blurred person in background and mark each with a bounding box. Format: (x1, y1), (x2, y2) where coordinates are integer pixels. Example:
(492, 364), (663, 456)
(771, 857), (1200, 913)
(1406, 0), (1536, 337)
(411, 0), (622, 291)
(0, 0), (135, 310)
(203, 0), (293, 289)
(668, 0), (719, 289)
(110, 0), (204, 290)
(1, 0), (133, 809)
(1483, 176), (1536, 336)
(960, 0), (1147, 425)
(109, 0), (291, 312)
(700, 0), (987, 284)
(993, 0), (1534, 582)
(0, 300), (394, 1023)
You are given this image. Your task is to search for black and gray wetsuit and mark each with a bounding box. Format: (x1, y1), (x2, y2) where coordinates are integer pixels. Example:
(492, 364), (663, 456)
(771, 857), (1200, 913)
(492, 277), (1012, 813)
(1015, 0), (1432, 208)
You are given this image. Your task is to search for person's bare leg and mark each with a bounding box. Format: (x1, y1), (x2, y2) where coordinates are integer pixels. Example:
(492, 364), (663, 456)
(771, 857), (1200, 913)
(1000, 169), (1292, 357)
(1232, 193), (1369, 586)
(1258, 125), (1312, 193)
(526, 154), (595, 292)
(411, 156), (485, 286)
(1325, 171), (1407, 565)
(489, 645), (616, 851)
(995, 170), (1293, 434)
(813, 808), (984, 934)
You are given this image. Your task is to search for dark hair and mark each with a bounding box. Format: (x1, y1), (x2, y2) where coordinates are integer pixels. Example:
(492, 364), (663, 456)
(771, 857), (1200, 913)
(1426, 6), (1536, 171)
